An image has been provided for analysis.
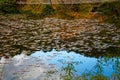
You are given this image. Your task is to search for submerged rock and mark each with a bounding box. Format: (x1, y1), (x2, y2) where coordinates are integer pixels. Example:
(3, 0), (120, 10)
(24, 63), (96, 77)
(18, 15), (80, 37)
(0, 17), (120, 57)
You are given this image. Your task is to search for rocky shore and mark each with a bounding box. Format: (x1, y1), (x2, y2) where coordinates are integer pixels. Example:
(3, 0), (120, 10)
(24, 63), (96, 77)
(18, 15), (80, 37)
(0, 16), (120, 57)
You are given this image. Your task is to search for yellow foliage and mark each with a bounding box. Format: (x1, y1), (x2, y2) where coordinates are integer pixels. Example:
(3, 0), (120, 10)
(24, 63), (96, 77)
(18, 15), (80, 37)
(22, 0), (45, 15)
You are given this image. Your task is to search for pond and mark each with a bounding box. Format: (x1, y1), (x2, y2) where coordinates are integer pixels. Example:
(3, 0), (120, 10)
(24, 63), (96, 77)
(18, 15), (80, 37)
(0, 16), (120, 80)
(1, 49), (120, 80)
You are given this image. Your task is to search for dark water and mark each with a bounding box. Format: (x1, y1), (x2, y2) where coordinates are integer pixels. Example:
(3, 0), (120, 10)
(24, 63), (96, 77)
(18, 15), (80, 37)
(1, 49), (120, 80)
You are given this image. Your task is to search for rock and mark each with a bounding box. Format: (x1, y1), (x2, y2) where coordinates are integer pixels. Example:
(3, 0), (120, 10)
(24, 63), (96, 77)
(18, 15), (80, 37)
(0, 16), (119, 56)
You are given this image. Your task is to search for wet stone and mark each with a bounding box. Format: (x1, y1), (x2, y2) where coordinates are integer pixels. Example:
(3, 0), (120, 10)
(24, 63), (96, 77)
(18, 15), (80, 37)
(0, 17), (120, 57)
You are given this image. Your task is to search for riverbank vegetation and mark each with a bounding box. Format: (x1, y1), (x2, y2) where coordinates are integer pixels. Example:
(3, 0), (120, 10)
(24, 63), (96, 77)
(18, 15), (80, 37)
(0, 1), (120, 79)
(98, 1), (120, 28)
(0, 0), (120, 57)
(0, 1), (119, 21)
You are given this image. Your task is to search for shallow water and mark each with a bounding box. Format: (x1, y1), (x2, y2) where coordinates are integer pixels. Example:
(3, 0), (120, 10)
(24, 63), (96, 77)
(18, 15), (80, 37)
(1, 49), (120, 80)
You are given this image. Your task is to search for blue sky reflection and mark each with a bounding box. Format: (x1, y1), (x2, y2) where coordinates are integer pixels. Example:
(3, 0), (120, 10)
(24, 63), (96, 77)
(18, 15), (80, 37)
(31, 49), (119, 77)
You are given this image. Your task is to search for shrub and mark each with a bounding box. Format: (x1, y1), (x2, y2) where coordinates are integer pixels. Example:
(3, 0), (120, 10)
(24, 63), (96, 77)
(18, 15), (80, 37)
(41, 5), (55, 17)
(22, 4), (45, 15)
(0, 0), (8, 13)
(98, 1), (120, 27)
(0, 0), (9, 5)
(0, 0), (19, 14)
(22, 4), (55, 18)
(98, 1), (120, 17)
(72, 4), (93, 16)
(53, 4), (93, 19)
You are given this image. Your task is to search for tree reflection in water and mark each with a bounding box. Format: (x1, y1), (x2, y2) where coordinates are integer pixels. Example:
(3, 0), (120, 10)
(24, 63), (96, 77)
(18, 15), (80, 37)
(61, 57), (120, 80)
(1, 49), (120, 80)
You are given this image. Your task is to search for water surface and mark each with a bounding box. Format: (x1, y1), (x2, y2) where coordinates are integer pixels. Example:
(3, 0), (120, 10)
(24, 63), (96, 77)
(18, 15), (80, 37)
(1, 49), (120, 80)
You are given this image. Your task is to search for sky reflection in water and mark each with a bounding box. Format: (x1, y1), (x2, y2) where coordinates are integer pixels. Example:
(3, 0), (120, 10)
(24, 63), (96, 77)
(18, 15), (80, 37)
(1, 49), (120, 80)
(31, 49), (119, 77)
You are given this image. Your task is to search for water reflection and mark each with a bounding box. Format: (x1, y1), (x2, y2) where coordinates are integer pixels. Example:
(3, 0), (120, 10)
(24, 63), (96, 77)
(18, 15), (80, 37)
(31, 49), (120, 77)
(1, 49), (120, 80)
(31, 49), (97, 75)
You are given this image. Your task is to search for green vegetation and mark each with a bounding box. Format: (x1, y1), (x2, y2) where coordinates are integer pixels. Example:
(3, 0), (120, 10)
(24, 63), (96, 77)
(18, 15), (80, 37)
(20, 3), (93, 19)
(98, 1), (120, 28)
(0, 0), (9, 5)
(0, 0), (19, 14)
(61, 63), (76, 80)
(52, 3), (93, 19)
(21, 4), (46, 19)
(21, 4), (55, 16)
(72, 4), (93, 16)
(90, 75), (107, 80)
(0, 0), (8, 13)
(0, 0), (120, 21)
(0, 0), (94, 19)
(61, 58), (120, 80)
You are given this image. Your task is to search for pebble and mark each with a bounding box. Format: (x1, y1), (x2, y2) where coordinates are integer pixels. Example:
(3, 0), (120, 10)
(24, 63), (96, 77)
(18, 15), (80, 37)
(0, 17), (119, 57)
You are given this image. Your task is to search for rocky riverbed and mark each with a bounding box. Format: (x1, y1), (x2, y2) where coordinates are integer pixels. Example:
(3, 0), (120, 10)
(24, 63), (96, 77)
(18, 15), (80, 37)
(0, 16), (120, 58)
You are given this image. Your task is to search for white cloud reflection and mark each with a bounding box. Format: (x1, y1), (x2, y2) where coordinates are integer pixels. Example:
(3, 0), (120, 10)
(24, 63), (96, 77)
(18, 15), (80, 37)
(1, 49), (118, 80)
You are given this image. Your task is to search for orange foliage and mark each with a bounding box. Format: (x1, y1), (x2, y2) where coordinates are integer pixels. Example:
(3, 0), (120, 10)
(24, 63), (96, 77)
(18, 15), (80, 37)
(69, 12), (81, 18)
(90, 13), (104, 22)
